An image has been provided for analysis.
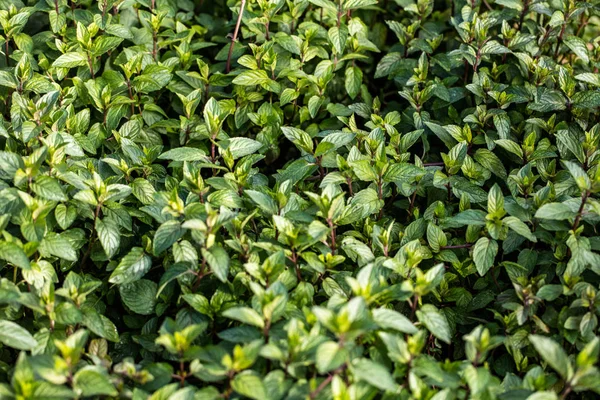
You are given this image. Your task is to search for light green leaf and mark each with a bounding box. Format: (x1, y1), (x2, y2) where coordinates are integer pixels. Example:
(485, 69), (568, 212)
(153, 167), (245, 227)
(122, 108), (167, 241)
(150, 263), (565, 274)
(0, 320), (37, 350)
(416, 304), (451, 344)
(231, 372), (267, 400)
(564, 35), (589, 64)
(31, 176), (68, 201)
(316, 341), (347, 373)
(73, 366), (118, 397)
(503, 216), (537, 242)
(222, 307), (264, 329)
(535, 203), (577, 220)
(345, 66), (362, 99)
(52, 52), (88, 68)
(0, 242), (30, 270)
(472, 237), (498, 276)
(224, 137), (263, 159)
(95, 218), (120, 259)
(373, 308), (418, 334)
(352, 358), (398, 391)
(202, 245), (230, 283)
(529, 334), (573, 379)
(159, 147), (208, 162)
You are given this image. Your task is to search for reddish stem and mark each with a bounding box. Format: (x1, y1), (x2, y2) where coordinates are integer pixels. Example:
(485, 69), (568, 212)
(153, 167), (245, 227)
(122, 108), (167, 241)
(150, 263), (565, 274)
(226, 0), (247, 73)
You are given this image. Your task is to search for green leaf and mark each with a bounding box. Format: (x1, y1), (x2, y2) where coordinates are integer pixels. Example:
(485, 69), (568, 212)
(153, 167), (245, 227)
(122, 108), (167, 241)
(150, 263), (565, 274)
(0, 320), (37, 350)
(480, 41), (510, 55)
(427, 223), (447, 252)
(328, 25), (348, 54)
(119, 279), (157, 315)
(157, 263), (193, 297)
(82, 309), (120, 343)
(572, 91), (600, 109)
(316, 341), (347, 373)
(494, 139), (523, 160)
(40, 233), (77, 261)
(352, 358), (398, 391)
(564, 160), (591, 191)
(503, 216), (536, 242)
(231, 372), (267, 400)
(281, 126), (313, 154)
(529, 335), (573, 379)
(73, 366), (118, 397)
(383, 163), (425, 183)
(493, 113), (510, 140)
(446, 209), (487, 227)
(0, 71), (18, 89)
(564, 35), (589, 64)
(344, 0), (378, 9)
(158, 147), (208, 162)
(223, 137), (263, 159)
(537, 285), (563, 301)
(182, 294), (212, 316)
(52, 52), (88, 68)
(31, 176), (68, 201)
(472, 237), (498, 276)
(202, 245), (230, 283)
(245, 190), (278, 215)
(92, 36), (123, 56)
(132, 65), (172, 93)
(474, 149), (507, 180)
(308, 0), (337, 11)
(153, 221), (184, 255)
(416, 304), (451, 344)
(535, 203), (577, 220)
(222, 307), (264, 329)
(372, 308), (418, 334)
(109, 247), (152, 285)
(232, 70), (269, 86)
(345, 66), (362, 100)
(315, 131), (356, 157)
(55, 204), (77, 230)
(0, 242), (30, 270)
(131, 178), (156, 205)
(95, 218), (120, 259)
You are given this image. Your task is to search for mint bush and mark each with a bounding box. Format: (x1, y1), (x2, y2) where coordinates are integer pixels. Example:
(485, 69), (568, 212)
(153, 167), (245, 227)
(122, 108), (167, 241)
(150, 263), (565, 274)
(0, 0), (599, 398)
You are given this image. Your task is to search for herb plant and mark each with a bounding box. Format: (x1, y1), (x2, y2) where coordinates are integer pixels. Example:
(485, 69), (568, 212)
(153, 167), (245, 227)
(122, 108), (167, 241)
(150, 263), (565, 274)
(0, 0), (600, 398)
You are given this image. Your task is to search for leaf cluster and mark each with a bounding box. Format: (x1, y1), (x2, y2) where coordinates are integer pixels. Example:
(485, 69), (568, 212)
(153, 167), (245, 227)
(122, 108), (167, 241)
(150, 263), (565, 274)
(0, 0), (600, 399)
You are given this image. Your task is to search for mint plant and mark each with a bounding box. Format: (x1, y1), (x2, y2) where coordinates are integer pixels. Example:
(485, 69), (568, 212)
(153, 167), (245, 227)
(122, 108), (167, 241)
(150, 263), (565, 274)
(0, 0), (599, 398)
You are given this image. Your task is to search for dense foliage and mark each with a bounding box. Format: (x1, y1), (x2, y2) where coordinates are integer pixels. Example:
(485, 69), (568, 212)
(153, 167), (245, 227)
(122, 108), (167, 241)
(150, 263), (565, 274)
(1, 0), (600, 398)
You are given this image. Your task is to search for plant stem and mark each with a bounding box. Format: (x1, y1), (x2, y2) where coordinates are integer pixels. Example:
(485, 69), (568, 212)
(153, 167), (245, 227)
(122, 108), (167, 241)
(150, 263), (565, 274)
(410, 293), (419, 320)
(308, 365), (346, 399)
(226, 0), (246, 73)
(80, 203), (102, 268)
(327, 218), (336, 254)
(152, 30), (158, 61)
(554, 22), (566, 58)
(265, 20), (270, 40)
(263, 319), (271, 343)
(518, 0), (529, 29)
(560, 382), (572, 400)
(572, 190), (590, 231)
(5, 39), (9, 66)
(87, 54), (95, 78)
(407, 188), (418, 221)
(126, 79), (135, 115)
